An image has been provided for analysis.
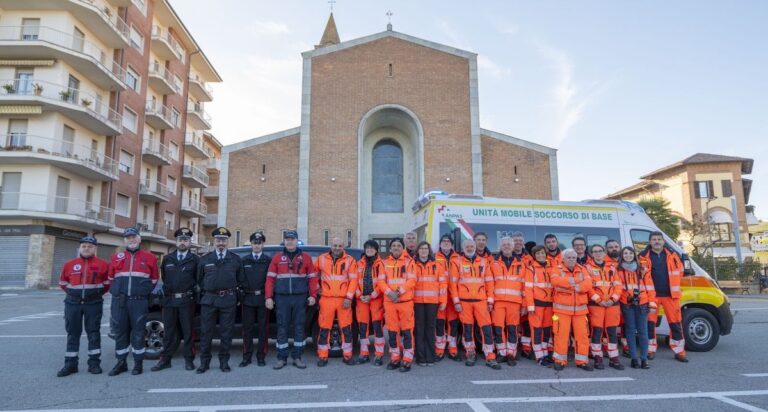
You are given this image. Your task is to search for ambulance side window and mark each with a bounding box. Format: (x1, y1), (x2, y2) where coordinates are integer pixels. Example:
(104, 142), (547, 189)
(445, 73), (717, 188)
(630, 229), (652, 254)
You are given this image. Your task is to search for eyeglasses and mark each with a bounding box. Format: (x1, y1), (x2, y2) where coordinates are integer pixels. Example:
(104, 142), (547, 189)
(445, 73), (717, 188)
(592, 250), (605, 254)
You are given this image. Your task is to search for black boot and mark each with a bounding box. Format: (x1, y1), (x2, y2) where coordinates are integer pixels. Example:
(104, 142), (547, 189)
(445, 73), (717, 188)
(256, 355), (266, 367)
(184, 359), (195, 371)
(131, 360), (143, 375)
(641, 360), (650, 369)
(57, 365), (78, 377)
(108, 359), (128, 376)
(630, 359), (639, 369)
(239, 358), (252, 368)
(151, 357), (171, 372)
(196, 360), (210, 374)
(594, 356), (605, 370)
(220, 359), (231, 372)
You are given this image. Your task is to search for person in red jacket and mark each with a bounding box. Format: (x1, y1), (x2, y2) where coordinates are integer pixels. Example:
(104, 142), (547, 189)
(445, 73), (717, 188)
(107, 227), (159, 376)
(265, 230), (318, 369)
(57, 235), (110, 377)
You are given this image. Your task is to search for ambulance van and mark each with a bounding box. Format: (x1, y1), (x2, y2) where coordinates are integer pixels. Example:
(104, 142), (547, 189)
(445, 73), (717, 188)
(410, 192), (733, 352)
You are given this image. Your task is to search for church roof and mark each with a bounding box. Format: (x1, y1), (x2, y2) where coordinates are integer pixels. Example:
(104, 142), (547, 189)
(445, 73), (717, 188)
(316, 13), (340, 48)
(303, 28), (477, 60)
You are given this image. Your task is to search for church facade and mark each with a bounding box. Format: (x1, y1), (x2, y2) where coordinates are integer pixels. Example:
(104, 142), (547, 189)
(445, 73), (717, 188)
(220, 15), (559, 248)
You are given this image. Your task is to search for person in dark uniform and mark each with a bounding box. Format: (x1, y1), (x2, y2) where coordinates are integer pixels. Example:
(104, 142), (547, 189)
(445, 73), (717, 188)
(57, 235), (110, 377)
(239, 232), (272, 367)
(265, 230), (318, 369)
(107, 227), (160, 376)
(151, 228), (199, 372)
(196, 227), (244, 373)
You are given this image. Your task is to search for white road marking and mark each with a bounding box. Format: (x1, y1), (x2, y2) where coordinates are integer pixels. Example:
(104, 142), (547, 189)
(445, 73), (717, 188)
(743, 373), (768, 377)
(712, 395), (768, 412)
(148, 385), (328, 393)
(0, 311), (63, 326)
(5, 389), (768, 411)
(466, 400), (492, 412)
(472, 377), (634, 385)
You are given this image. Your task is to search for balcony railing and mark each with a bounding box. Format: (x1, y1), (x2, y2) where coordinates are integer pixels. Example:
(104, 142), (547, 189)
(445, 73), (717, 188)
(0, 192), (114, 226)
(182, 164), (210, 186)
(187, 101), (211, 129)
(0, 25), (127, 87)
(0, 134), (117, 179)
(72, 0), (130, 43)
(188, 75), (213, 101)
(181, 194), (207, 214)
(151, 25), (184, 62)
(184, 131), (211, 158)
(141, 138), (172, 165)
(0, 78), (122, 133)
(202, 213), (218, 226)
(137, 220), (170, 237)
(145, 99), (178, 128)
(148, 61), (181, 94)
(139, 180), (172, 200)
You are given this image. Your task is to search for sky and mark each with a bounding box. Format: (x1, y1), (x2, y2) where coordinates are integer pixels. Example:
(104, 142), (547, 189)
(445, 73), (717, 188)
(171, 0), (768, 218)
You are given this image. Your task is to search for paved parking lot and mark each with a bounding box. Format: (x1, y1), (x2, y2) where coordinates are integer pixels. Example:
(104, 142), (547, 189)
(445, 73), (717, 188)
(1, 291), (767, 411)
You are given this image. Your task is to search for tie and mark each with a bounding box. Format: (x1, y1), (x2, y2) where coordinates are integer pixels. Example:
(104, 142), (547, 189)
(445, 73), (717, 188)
(179, 253), (185, 261)
(219, 253), (224, 260)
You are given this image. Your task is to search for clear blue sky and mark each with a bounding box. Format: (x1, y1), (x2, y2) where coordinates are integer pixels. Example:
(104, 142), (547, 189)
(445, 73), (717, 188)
(172, 0), (768, 218)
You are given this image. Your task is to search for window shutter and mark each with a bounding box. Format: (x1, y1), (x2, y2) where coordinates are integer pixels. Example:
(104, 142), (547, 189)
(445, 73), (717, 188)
(694, 181), (701, 198)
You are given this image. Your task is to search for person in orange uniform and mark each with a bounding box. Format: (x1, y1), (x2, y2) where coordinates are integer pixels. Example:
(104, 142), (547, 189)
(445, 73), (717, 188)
(356, 240), (386, 366)
(508, 232), (534, 359)
(491, 236), (525, 366)
(410, 241), (447, 366)
(551, 248), (593, 371)
(618, 246), (656, 369)
(474, 232), (493, 259)
(378, 238), (416, 372)
(449, 239), (501, 370)
(585, 244), (624, 370)
(434, 234), (461, 361)
(544, 234), (563, 266)
(525, 246), (554, 367)
(315, 238), (358, 366)
(639, 231), (689, 363)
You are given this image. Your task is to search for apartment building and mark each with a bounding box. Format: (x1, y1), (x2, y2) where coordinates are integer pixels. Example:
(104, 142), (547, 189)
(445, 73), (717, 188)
(0, 0), (221, 288)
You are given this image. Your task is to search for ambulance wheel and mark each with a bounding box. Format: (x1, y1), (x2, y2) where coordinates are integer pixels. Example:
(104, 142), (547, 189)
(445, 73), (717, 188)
(143, 311), (164, 360)
(684, 308), (719, 352)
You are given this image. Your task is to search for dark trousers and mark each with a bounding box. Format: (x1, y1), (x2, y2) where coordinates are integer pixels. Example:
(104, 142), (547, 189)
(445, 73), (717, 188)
(160, 303), (195, 361)
(199, 303), (236, 364)
(64, 300), (103, 367)
(111, 296), (148, 361)
(275, 294), (307, 360)
(622, 303), (650, 361)
(242, 304), (269, 361)
(414, 303), (438, 363)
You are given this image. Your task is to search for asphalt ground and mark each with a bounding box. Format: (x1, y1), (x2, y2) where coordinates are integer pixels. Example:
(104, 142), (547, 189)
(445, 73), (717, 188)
(0, 291), (766, 411)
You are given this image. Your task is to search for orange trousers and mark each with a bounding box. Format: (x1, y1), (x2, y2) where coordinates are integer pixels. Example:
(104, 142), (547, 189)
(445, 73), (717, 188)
(492, 301), (521, 357)
(384, 300), (414, 363)
(439, 303), (461, 356)
(588, 304), (621, 359)
(317, 297), (353, 360)
(528, 305), (553, 360)
(553, 312), (589, 366)
(648, 296), (686, 356)
(458, 300), (495, 360)
(356, 297), (385, 357)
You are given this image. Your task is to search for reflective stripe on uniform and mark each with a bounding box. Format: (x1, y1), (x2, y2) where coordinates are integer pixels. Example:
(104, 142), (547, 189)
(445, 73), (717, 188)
(321, 275), (349, 281)
(66, 284), (104, 289)
(494, 288), (523, 296)
(415, 290), (439, 297)
(417, 276), (438, 282)
(87, 349), (101, 355)
(553, 303), (587, 312)
(65, 351), (78, 357)
(459, 278), (485, 284)
(114, 271), (149, 278)
(276, 273), (305, 279)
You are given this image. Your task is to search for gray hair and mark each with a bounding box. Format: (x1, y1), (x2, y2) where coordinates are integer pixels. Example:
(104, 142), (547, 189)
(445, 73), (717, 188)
(462, 239), (476, 248)
(510, 231), (524, 239)
(562, 248), (577, 258)
(499, 236), (513, 245)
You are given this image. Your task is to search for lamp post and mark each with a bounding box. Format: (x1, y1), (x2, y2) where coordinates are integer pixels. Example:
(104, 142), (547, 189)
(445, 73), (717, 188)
(706, 196), (718, 280)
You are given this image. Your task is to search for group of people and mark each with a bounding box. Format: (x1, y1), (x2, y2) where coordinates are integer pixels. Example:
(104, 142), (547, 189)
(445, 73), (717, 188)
(55, 225), (689, 378)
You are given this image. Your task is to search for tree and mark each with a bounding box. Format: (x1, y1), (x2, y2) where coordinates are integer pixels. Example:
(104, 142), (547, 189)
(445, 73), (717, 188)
(638, 197), (681, 240)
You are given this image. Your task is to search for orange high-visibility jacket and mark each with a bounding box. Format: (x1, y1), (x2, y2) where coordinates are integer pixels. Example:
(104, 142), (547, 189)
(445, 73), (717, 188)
(637, 246), (684, 299)
(356, 255), (384, 299)
(546, 250), (562, 266)
(408, 257), (447, 305)
(491, 255), (525, 303)
(524, 259), (553, 308)
(378, 253), (415, 302)
(585, 258), (622, 304)
(449, 254), (494, 304)
(550, 263), (591, 315)
(617, 265), (657, 305)
(314, 251), (358, 300)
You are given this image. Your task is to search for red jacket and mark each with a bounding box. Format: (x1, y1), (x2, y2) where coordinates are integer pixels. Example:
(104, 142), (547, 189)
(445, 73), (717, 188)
(59, 256), (110, 301)
(266, 248), (318, 298)
(108, 249), (159, 297)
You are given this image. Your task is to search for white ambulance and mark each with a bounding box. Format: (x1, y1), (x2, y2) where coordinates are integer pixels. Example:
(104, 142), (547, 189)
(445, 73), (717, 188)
(410, 191), (733, 352)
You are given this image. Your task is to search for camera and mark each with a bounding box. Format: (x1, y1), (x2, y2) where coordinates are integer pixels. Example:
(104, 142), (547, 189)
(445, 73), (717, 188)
(628, 288), (640, 306)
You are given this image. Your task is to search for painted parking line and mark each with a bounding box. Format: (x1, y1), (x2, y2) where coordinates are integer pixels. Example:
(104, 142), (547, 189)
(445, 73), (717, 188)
(5, 389), (768, 412)
(471, 377), (634, 385)
(743, 373), (768, 377)
(148, 385), (328, 393)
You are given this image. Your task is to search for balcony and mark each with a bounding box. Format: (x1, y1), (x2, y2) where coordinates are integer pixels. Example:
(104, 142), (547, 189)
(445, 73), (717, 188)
(150, 25), (184, 62)
(0, 134), (117, 181)
(0, 26), (127, 90)
(186, 101), (211, 130)
(139, 180), (171, 203)
(105, 0), (132, 6)
(188, 76), (213, 102)
(0, 1), (129, 48)
(0, 78), (122, 135)
(205, 157), (221, 171)
(202, 213), (218, 226)
(0, 192), (114, 230)
(184, 131), (210, 159)
(148, 61), (181, 95)
(180, 194), (207, 218)
(182, 164), (209, 188)
(141, 139), (172, 166)
(144, 100), (177, 130)
(137, 220), (172, 240)
(202, 185), (218, 199)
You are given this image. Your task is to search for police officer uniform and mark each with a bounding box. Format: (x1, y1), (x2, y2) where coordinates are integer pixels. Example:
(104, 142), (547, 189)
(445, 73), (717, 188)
(151, 228), (199, 372)
(239, 232), (271, 367)
(57, 236), (110, 377)
(107, 227), (160, 376)
(196, 227), (244, 373)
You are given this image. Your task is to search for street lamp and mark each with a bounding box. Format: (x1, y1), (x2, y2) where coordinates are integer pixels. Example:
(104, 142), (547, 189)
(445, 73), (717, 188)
(706, 195), (718, 280)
